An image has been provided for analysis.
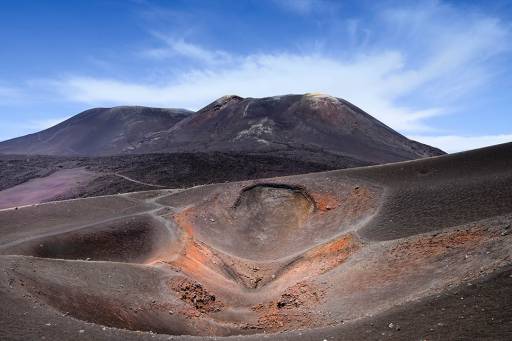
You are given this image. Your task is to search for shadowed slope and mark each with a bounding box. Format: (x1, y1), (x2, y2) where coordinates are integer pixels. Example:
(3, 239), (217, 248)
(347, 141), (512, 240)
(0, 106), (190, 156)
(0, 215), (172, 263)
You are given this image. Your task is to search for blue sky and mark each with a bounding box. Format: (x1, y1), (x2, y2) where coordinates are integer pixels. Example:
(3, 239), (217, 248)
(1, 0), (511, 152)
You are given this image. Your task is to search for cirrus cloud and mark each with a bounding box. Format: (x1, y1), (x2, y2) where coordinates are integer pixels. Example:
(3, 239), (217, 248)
(33, 1), (512, 151)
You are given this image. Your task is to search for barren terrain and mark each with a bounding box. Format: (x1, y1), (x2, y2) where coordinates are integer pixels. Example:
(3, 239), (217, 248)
(0, 152), (345, 209)
(0, 142), (510, 340)
(0, 168), (96, 209)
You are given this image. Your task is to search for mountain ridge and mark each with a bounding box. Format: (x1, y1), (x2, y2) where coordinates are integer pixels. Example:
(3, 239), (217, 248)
(0, 106), (191, 156)
(0, 94), (444, 167)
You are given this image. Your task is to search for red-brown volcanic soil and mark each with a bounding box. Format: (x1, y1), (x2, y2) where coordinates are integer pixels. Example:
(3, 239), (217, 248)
(0, 143), (512, 340)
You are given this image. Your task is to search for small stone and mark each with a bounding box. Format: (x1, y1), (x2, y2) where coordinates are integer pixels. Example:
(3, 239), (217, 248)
(102, 327), (106, 331)
(45, 323), (52, 326)
(501, 231), (509, 236)
(388, 322), (394, 329)
(209, 218), (215, 222)
(79, 329), (85, 333)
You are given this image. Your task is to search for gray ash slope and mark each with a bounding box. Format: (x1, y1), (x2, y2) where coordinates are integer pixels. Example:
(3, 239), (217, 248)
(0, 106), (191, 156)
(0, 94), (444, 166)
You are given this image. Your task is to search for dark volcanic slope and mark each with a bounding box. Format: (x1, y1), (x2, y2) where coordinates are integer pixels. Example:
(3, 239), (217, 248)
(0, 142), (510, 340)
(0, 106), (191, 156)
(132, 94), (444, 163)
(0, 94), (443, 166)
(0, 152), (348, 208)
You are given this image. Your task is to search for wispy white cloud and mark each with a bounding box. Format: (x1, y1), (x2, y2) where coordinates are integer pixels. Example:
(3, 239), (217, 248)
(0, 116), (71, 142)
(41, 1), (511, 137)
(0, 85), (22, 102)
(379, 7), (510, 101)
(51, 51), (449, 131)
(143, 33), (232, 64)
(409, 134), (512, 153)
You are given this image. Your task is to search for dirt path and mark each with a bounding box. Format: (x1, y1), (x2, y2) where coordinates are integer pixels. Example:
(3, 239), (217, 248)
(112, 173), (166, 188)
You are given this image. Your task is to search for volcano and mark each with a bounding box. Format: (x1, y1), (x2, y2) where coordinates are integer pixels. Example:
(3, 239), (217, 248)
(0, 106), (191, 156)
(0, 94), (445, 210)
(0, 94), (443, 166)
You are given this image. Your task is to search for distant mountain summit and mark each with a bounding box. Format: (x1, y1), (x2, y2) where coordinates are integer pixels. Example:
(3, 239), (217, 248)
(132, 93), (444, 163)
(0, 106), (191, 156)
(0, 94), (444, 166)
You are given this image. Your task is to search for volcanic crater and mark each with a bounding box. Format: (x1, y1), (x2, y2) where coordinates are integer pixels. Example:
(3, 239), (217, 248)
(1, 178), (381, 336)
(1, 143), (512, 340)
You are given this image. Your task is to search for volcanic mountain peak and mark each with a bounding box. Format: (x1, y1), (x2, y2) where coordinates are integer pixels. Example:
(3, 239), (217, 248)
(0, 94), (443, 167)
(165, 93), (444, 163)
(74, 105), (191, 117)
(0, 106), (192, 156)
(304, 92), (338, 101)
(215, 94), (244, 103)
(197, 94), (244, 113)
(192, 93), (355, 127)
